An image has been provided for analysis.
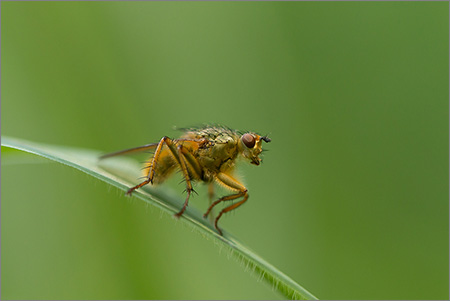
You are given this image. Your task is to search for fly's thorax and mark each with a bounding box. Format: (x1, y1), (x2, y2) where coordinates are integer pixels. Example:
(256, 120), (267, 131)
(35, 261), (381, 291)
(178, 126), (270, 176)
(196, 136), (239, 174)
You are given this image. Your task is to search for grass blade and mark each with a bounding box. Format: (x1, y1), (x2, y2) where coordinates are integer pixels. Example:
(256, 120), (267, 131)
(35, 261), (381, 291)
(1, 136), (318, 300)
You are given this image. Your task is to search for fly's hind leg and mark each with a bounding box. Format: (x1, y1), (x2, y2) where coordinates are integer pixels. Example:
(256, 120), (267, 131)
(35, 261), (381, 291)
(203, 173), (248, 236)
(126, 136), (171, 195)
(126, 136), (203, 219)
(127, 137), (195, 195)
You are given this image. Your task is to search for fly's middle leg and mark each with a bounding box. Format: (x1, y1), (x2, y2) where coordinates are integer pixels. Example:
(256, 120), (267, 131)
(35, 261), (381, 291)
(174, 144), (195, 218)
(173, 144), (203, 218)
(207, 182), (215, 223)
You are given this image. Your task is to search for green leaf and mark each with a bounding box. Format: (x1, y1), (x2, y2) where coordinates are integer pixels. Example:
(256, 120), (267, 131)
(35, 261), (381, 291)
(1, 136), (318, 300)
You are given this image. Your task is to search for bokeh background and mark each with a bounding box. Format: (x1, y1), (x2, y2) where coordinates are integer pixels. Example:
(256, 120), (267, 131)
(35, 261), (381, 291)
(2, 2), (448, 300)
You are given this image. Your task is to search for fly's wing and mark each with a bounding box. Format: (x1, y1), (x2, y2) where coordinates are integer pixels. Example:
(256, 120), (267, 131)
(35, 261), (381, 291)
(99, 143), (158, 160)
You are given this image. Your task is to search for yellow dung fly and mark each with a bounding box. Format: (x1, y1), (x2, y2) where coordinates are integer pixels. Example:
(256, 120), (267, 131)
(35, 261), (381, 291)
(100, 125), (271, 235)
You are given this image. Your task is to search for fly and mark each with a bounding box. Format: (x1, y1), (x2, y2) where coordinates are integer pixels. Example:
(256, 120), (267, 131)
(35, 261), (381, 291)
(100, 125), (271, 235)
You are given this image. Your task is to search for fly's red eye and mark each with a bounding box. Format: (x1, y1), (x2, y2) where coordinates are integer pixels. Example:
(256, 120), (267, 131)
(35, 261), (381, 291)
(242, 133), (255, 148)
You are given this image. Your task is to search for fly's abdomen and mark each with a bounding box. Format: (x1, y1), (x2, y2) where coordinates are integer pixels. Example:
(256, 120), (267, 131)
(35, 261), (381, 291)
(142, 149), (177, 184)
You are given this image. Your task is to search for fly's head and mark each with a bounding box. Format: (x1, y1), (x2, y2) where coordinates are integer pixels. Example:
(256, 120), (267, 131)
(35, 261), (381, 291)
(238, 133), (271, 165)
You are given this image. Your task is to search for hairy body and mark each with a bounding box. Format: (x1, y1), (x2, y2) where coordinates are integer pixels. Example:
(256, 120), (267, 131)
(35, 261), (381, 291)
(100, 125), (270, 235)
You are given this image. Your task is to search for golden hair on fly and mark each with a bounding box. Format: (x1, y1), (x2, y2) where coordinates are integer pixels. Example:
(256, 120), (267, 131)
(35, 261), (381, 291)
(100, 125), (271, 236)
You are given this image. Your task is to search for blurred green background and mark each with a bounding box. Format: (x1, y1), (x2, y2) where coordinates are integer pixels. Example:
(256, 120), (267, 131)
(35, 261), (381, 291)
(2, 2), (448, 300)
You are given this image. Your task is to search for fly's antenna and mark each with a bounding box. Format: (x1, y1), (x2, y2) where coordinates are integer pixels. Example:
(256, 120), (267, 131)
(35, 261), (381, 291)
(261, 135), (271, 143)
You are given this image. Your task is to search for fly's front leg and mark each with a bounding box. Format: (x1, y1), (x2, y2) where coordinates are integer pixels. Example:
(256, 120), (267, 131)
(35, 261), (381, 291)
(203, 172), (248, 236)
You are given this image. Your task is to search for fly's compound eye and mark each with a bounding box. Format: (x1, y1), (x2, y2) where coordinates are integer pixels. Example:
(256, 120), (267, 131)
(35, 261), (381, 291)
(242, 133), (256, 148)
